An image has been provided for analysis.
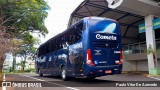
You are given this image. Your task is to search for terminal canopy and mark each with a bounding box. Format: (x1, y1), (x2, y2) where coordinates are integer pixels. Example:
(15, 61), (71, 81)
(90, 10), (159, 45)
(68, 0), (160, 45)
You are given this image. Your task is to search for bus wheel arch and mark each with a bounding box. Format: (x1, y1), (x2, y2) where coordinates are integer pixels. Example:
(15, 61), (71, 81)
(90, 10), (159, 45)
(61, 65), (65, 69)
(61, 66), (69, 81)
(38, 69), (43, 77)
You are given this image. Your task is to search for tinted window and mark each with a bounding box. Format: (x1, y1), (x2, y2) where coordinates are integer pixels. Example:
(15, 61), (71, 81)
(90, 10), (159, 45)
(38, 22), (84, 56)
(89, 19), (120, 34)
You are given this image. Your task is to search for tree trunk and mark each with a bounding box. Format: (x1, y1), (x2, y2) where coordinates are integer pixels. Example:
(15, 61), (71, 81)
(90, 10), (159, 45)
(0, 7), (3, 25)
(0, 57), (5, 74)
(0, 64), (3, 74)
(22, 54), (27, 71)
(12, 54), (16, 72)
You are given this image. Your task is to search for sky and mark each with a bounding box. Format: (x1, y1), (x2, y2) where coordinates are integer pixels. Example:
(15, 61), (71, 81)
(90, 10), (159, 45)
(5, 0), (84, 62)
(41, 0), (84, 43)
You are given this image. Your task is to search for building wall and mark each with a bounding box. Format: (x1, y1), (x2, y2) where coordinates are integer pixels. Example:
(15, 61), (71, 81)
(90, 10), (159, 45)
(123, 53), (160, 71)
(122, 60), (136, 71)
(136, 60), (149, 71)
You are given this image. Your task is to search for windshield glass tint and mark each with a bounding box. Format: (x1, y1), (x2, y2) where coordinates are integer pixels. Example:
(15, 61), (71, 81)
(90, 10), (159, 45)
(89, 19), (120, 34)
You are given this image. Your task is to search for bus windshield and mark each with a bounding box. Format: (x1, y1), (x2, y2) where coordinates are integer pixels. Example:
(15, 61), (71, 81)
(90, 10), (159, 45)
(89, 18), (120, 35)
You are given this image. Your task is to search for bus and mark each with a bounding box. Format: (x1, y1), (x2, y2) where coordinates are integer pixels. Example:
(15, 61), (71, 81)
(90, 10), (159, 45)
(35, 17), (123, 80)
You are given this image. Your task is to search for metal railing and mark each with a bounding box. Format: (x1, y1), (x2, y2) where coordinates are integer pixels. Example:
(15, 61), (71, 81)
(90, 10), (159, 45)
(123, 39), (160, 55)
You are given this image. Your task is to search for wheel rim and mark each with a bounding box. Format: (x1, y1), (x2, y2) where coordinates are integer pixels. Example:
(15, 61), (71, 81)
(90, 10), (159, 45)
(62, 69), (66, 79)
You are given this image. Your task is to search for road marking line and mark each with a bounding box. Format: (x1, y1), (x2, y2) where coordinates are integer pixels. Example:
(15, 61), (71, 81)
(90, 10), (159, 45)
(20, 74), (80, 90)
(2, 74), (6, 90)
(147, 76), (160, 81)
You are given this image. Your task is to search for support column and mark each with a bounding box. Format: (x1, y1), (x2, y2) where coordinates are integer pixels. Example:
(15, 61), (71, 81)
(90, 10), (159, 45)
(145, 15), (158, 74)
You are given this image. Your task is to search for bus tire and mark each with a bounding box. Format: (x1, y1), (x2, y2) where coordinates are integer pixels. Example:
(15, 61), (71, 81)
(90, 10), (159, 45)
(38, 69), (43, 77)
(61, 66), (69, 81)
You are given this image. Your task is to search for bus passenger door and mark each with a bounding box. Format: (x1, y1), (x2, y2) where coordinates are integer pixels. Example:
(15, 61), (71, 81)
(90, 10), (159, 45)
(55, 52), (60, 74)
(68, 43), (83, 76)
(75, 48), (83, 74)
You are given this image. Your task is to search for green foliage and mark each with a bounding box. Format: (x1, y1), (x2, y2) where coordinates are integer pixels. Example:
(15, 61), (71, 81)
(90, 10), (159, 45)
(1, 0), (49, 36)
(147, 45), (154, 54)
(1, 0), (48, 56)
(147, 45), (156, 55)
(157, 49), (160, 55)
(17, 33), (40, 57)
(24, 68), (35, 72)
(144, 45), (160, 55)
(16, 33), (40, 71)
(16, 61), (27, 67)
(0, 0), (49, 73)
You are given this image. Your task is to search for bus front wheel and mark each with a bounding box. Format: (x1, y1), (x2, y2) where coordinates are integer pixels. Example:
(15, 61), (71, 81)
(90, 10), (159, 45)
(61, 66), (69, 81)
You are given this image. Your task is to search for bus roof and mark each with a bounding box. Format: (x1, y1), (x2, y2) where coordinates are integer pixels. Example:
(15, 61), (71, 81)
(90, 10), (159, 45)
(38, 17), (117, 49)
(39, 18), (84, 49)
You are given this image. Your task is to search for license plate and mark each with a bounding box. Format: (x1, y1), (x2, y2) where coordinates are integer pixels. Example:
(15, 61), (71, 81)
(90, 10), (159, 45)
(105, 70), (112, 74)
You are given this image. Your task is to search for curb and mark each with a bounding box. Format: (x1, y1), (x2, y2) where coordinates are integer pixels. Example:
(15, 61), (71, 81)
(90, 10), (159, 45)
(145, 74), (160, 77)
(122, 71), (147, 75)
(121, 71), (129, 74)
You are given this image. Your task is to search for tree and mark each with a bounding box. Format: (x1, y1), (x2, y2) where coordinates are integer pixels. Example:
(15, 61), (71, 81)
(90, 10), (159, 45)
(10, 38), (22, 71)
(16, 33), (40, 71)
(1, 0), (49, 35)
(0, 30), (11, 74)
(0, 0), (49, 73)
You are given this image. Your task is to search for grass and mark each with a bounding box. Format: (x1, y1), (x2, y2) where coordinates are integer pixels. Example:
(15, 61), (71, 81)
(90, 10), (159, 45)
(2, 71), (35, 74)
(146, 74), (160, 77)
(2, 68), (35, 74)
(0, 72), (2, 76)
(0, 73), (3, 81)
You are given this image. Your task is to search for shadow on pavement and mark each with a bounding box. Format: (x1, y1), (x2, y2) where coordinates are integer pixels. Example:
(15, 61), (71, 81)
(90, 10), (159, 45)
(32, 75), (118, 87)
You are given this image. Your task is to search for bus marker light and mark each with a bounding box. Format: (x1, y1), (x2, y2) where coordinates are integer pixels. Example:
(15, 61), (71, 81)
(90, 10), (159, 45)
(105, 70), (112, 74)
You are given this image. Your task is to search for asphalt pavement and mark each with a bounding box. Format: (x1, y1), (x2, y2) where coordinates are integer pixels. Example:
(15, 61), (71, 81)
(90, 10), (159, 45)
(0, 73), (160, 90)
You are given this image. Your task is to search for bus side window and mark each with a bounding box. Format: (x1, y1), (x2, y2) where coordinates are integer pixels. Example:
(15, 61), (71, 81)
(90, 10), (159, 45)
(59, 37), (64, 49)
(72, 35), (76, 44)
(69, 35), (74, 45)
(77, 29), (82, 41)
(62, 37), (68, 48)
(74, 27), (82, 42)
(60, 43), (63, 49)
(65, 36), (70, 46)
(83, 22), (86, 30)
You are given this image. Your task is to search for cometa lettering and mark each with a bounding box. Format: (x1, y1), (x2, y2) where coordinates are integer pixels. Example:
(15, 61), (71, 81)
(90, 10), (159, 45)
(96, 34), (117, 40)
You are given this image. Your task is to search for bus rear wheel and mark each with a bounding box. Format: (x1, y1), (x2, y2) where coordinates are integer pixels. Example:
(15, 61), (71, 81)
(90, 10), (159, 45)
(61, 66), (69, 81)
(38, 69), (43, 77)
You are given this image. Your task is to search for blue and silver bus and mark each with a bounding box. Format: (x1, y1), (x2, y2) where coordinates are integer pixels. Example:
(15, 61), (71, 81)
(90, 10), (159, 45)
(35, 17), (123, 80)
